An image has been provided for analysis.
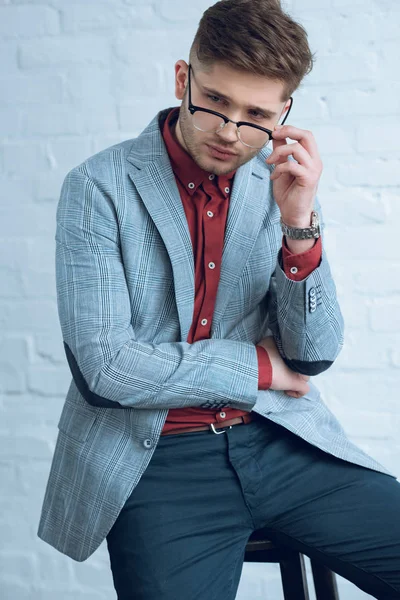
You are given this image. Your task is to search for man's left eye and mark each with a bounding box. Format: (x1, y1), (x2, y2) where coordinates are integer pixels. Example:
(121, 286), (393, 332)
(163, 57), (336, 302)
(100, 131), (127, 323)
(208, 95), (221, 103)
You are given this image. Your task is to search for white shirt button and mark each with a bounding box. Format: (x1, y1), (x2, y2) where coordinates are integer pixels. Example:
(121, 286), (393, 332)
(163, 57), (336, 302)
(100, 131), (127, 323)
(209, 174), (215, 180)
(219, 412), (226, 419)
(290, 267), (298, 274)
(188, 182), (195, 189)
(143, 439), (154, 449)
(224, 187), (230, 194)
(208, 262), (216, 270)
(201, 318), (208, 326)
(207, 211), (214, 218)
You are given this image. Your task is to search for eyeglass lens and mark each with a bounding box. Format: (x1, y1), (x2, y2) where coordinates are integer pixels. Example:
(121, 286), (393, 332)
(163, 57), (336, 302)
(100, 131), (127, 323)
(192, 112), (272, 148)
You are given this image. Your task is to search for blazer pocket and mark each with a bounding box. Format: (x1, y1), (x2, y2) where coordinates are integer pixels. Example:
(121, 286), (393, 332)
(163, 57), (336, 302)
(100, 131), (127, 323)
(57, 401), (98, 442)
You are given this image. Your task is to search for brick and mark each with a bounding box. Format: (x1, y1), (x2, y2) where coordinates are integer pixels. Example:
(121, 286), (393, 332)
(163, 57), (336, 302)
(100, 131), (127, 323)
(61, 3), (130, 33)
(31, 169), (65, 203)
(157, 0), (211, 23)
(114, 29), (194, 65)
(312, 125), (354, 155)
(48, 137), (92, 172)
(0, 434), (53, 459)
(0, 176), (34, 204)
(291, 14), (332, 54)
(118, 99), (167, 133)
(20, 104), (86, 136)
(3, 387), (64, 415)
(111, 62), (164, 101)
(0, 105), (22, 137)
(19, 36), (111, 69)
(0, 337), (28, 393)
(336, 259), (400, 297)
(28, 364), (71, 396)
(0, 202), (56, 237)
(0, 266), (24, 298)
(65, 67), (114, 107)
(290, 87), (329, 122)
(307, 52), (377, 85)
(0, 462), (20, 496)
(0, 582), (31, 600)
(0, 5), (59, 38)
(337, 330), (398, 370)
(0, 40), (18, 73)
(323, 371), (400, 413)
(369, 299), (400, 332)
(356, 122), (400, 153)
(0, 74), (63, 105)
(336, 159), (400, 186)
(0, 552), (37, 584)
(2, 141), (50, 175)
(329, 13), (376, 53)
(328, 83), (400, 118)
(31, 589), (109, 600)
(0, 299), (58, 334)
(332, 409), (397, 440)
(321, 188), (385, 227)
(35, 548), (75, 588)
(332, 0), (380, 10)
(334, 225), (396, 261)
(338, 297), (368, 330)
(92, 132), (130, 154)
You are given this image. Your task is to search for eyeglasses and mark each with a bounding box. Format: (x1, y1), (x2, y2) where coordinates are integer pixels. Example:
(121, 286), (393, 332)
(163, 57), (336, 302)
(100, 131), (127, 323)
(187, 64), (293, 149)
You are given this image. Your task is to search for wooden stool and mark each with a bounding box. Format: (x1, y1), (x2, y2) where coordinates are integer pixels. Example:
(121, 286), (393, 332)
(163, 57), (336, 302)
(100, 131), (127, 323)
(244, 529), (340, 600)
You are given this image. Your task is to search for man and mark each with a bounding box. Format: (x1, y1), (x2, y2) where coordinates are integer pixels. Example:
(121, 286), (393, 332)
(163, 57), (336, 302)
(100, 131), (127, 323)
(38, 0), (400, 598)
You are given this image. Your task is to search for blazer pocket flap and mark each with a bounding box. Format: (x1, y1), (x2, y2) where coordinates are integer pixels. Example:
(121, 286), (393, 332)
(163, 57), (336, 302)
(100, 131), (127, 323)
(57, 402), (98, 442)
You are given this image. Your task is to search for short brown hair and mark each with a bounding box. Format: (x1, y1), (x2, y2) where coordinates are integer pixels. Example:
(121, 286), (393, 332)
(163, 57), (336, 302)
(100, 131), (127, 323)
(190, 0), (315, 100)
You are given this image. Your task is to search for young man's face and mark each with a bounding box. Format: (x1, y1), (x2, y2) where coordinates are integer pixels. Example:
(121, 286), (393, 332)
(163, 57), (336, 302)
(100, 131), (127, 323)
(174, 60), (291, 176)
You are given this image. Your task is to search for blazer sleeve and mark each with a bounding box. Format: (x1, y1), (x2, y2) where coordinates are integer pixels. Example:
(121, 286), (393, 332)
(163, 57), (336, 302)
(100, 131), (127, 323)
(265, 195), (345, 376)
(55, 167), (259, 411)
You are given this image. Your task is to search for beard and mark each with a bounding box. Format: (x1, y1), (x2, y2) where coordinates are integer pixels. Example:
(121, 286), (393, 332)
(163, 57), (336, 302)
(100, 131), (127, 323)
(176, 100), (260, 176)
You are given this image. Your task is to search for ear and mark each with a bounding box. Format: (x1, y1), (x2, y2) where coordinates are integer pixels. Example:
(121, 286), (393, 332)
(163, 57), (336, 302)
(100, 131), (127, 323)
(174, 60), (189, 101)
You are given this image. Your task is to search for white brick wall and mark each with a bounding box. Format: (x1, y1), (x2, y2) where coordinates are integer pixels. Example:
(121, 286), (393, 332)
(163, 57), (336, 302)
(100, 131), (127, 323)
(0, 0), (399, 598)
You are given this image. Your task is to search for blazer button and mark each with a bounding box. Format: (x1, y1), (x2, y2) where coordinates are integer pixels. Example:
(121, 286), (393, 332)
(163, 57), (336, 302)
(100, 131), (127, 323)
(143, 439), (154, 449)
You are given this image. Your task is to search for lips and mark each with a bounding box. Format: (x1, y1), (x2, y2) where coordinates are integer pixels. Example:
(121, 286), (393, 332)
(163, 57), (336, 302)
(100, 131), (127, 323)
(206, 144), (238, 159)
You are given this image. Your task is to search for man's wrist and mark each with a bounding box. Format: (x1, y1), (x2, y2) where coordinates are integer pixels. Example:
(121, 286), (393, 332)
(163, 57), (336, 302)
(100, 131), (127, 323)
(284, 236), (316, 254)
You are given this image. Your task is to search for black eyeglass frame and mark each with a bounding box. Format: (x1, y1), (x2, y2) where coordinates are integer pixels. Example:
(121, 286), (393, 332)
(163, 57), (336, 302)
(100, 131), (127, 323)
(187, 64), (293, 149)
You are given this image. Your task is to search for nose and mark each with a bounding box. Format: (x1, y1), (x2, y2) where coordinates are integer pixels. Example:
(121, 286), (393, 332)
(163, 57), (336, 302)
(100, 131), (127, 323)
(216, 121), (239, 144)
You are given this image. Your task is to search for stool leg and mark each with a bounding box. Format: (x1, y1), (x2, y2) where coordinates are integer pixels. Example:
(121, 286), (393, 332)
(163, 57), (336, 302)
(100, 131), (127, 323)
(310, 559), (340, 600)
(280, 552), (310, 600)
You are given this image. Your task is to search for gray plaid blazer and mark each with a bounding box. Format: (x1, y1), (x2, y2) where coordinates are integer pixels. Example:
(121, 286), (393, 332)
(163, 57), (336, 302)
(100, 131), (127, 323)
(38, 108), (396, 562)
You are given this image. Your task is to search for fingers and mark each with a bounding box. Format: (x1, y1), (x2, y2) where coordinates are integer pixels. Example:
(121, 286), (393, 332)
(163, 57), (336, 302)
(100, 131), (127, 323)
(270, 161), (308, 182)
(267, 141), (313, 170)
(272, 125), (320, 161)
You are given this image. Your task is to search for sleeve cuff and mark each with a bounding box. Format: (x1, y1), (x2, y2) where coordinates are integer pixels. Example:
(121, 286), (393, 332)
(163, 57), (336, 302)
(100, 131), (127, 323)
(282, 235), (322, 281)
(256, 345), (273, 390)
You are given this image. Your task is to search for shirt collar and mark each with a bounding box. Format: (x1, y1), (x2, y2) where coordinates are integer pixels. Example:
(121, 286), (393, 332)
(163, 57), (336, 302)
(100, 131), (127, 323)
(162, 107), (236, 196)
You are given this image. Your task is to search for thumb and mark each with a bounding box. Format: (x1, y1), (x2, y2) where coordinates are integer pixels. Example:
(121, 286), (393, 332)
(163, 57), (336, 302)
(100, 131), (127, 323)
(286, 373), (310, 397)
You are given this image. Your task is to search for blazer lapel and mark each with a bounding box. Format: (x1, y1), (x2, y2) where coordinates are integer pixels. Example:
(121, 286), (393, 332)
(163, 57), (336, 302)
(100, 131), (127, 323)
(211, 154), (274, 335)
(126, 113), (195, 342)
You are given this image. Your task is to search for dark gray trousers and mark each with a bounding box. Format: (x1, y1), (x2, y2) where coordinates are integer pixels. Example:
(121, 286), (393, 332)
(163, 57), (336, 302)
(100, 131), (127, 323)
(106, 413), (400, 599)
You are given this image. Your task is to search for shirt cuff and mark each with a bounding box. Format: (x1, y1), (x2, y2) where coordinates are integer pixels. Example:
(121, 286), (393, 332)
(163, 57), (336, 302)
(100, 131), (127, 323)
(256, 345), (273, 390)
(282, 235), (322, 281)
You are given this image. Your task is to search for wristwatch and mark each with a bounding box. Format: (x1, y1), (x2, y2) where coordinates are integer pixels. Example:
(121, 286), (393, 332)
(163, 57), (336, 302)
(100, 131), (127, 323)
(280, 210), (321, 240)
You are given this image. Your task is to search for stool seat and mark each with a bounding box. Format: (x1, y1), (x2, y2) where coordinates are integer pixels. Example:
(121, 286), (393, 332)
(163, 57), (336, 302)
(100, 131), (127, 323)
(244, 529), (339, 600)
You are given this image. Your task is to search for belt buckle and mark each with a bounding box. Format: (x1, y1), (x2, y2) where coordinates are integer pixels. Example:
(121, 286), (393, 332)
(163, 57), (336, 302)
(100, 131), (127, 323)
(210, 423), (232, 435)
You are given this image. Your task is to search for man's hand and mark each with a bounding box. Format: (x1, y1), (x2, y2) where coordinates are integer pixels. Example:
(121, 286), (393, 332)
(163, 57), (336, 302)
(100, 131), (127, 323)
(258, 336), (310, 398)
(266, 125), (323, 228)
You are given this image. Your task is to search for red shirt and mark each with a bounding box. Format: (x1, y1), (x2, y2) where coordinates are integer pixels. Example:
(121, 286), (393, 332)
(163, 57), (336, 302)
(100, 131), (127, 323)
(161, 108), (322, 433)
